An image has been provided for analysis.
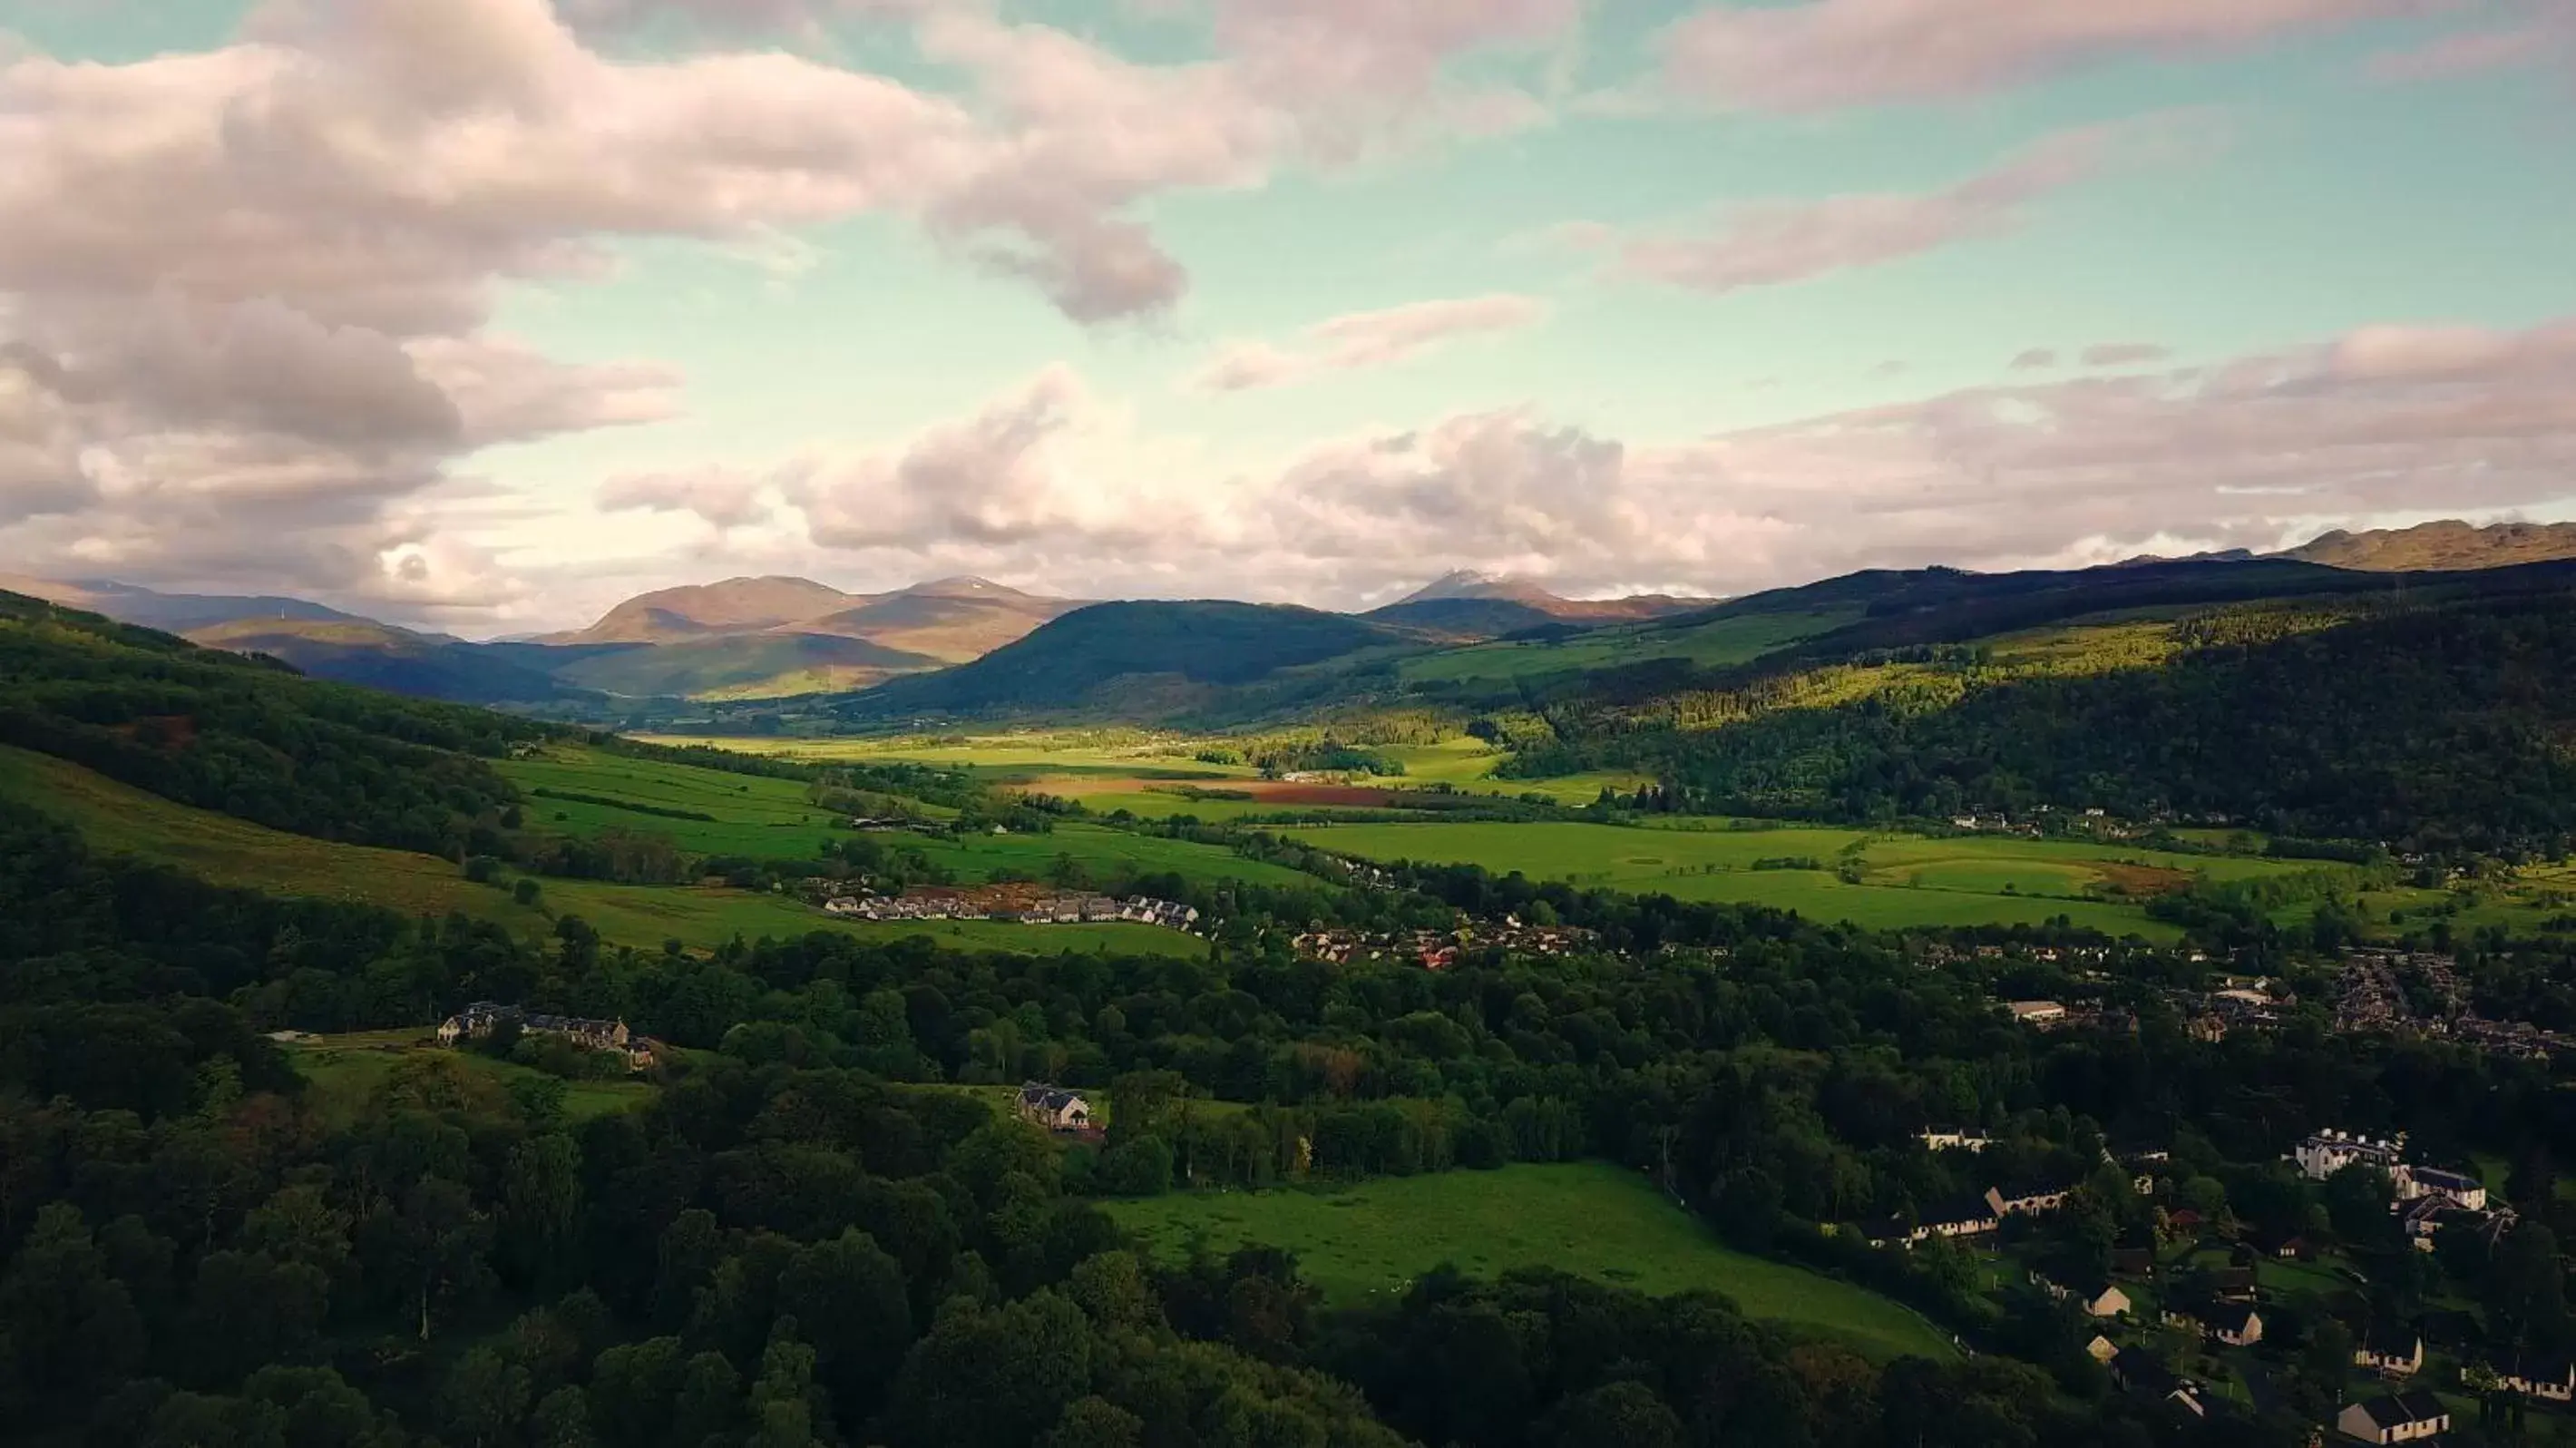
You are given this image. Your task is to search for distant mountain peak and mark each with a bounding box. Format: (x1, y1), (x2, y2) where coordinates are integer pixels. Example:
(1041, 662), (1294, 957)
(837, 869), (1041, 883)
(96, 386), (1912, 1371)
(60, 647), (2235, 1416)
(1400, 570), (1565, 606)
(904, 575), (1025, 599)
(2280, 518), (2576, 572)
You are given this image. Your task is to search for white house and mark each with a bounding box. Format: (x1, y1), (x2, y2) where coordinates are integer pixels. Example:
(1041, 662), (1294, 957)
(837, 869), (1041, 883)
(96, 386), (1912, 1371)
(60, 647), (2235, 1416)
(2400, 1165), (2487, 1209)
(2336, 1392), (2448, 1444)
(1918, 1127), (1994, 1154)
(2293, 1130), (2404, 1181)
(2005, 1001), (2069, 1027)
(2034, 1273), (2129, 1318)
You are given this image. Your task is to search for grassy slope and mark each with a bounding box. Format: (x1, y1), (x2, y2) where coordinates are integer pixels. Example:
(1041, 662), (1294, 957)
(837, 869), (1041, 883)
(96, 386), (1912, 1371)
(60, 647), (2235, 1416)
(282, 1029), (655, 1128)
(0, 745), (1205, 957)
(1101, 1161), (1949, 1361)
(1276, 819), (2321, 937)
(502, 745), (1317, 887)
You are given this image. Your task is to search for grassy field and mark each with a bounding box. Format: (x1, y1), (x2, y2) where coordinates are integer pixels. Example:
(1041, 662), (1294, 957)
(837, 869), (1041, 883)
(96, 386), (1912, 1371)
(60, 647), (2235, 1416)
(1101, 1161), (1950, 1361)
(280, 1028), (657, 1127)
(1274, 819), (2322, 937)
(0, 745), (1206, 958)
(503, 744), (1312, 888)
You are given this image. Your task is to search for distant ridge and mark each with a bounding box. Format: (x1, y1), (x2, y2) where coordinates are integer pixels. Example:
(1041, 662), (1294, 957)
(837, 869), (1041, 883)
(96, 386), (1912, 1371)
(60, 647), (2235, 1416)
(553, 573), (1084, 666)
(2279, 519), (2576, 572)
(1398, 570), (1720, 623)
(0, 576), (367, 633)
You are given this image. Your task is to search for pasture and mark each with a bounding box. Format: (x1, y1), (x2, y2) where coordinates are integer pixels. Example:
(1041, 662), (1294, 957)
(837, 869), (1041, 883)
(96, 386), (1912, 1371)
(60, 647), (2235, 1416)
(1275, 819), (2324, 936)
(0, 745), (1205, 958)
(1100, 1161), (1949, 1362)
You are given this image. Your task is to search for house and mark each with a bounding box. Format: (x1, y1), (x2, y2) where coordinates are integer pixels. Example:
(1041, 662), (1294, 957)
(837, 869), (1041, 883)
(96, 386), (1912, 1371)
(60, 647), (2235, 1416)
(2006, 1000), (2069, 1028)
(2336, 1391), (2448, 1444)
(2493, 1349), (2576, 1403)
(2111, 1247), (2158, 1278)
(2205, 1302), (2263, 1347)
(2162, 1208), (2205, 1236)
(2085, 1334), (2120, 1364)
(1986, 1182), (2073, 1218)
(2402, 1165), (2487, 1210)
(2209, 1266), (2259, 1302)
(437, 1002), (635, 1060)
(2034, 1273), (2129, 1318)
(2249, 1229), (2313, 1260)
(2354, 1326), (2424, 1377)
(1919, 1127), (1995, 1153)
(2109, 1350), (2206, 1419)
(1865, 1200), (2000, 1248)
(2294, 1130), (2405, 1182)
(1014, 1081), (1092, 1131)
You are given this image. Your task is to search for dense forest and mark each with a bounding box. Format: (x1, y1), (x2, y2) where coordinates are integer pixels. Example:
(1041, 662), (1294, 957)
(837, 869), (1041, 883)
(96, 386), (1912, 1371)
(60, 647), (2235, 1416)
(1516, 597), (2576, 856)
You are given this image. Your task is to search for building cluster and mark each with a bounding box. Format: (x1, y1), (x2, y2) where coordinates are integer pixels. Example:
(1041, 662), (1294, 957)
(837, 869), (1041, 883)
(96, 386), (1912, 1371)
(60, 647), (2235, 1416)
(1290, 917), (1594, 969)
(2289, 1130), (2511, 1250)
(435, 1001), (656, 1071)
(823, 887), (1199, 932)
(2330, 948), (2576, 1062)
(1013, 1081), (1095, 1133)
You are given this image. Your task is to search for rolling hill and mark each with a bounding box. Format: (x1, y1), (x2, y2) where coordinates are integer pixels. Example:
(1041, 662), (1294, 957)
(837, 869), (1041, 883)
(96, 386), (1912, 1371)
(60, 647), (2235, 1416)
(549, 631), (942, 700)
(788, 575), (1087, 662)
(185, 617), (604, 707)
(835, 601), (1404, 720)
(0, 575), (371, 633)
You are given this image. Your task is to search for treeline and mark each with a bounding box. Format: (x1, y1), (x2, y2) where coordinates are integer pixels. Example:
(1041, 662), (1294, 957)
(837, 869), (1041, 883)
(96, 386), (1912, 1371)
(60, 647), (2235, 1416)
(1516, 597), (2576, 858)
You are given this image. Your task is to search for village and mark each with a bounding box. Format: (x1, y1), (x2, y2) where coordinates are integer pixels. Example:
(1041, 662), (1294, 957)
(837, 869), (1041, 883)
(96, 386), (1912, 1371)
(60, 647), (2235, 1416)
(1864, 1121), (2546, 1439)
(821, 882), (1201, 932)
(1287, 916), (1595, 969)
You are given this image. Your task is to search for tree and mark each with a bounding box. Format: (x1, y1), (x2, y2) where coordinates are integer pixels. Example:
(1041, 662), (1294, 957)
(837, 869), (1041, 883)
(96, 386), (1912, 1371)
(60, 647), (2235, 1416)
(1547, 1381), (1682, 1448)
(1042, 1396), (1145, 1448)
(0, 1204), (146, 1427)
(890, 1290), (1097, 1448)
(443, 1345), (532, 1448)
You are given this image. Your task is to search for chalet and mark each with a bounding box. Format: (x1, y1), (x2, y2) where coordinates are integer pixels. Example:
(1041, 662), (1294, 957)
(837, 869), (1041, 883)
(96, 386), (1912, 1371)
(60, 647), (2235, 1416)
(1986, 1182), (2073, 1218)
(1015, 1081), (1092, 1132)
(2355, 1326), (2424, 1377)
(2336, 1391), (2447, 1444)
(2205, 1302), (2263, 1347)
(2109, 1350), (2205, 1419)
(2493, 1349), (2576, 1403)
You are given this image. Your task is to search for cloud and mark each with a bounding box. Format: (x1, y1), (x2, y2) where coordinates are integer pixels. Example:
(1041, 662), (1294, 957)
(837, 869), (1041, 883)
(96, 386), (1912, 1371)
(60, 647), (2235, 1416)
(1598, 130), (2121, 296)
(1662, 0), (2440, 110)
(0, 0), (1576, 615)
(1186, 295), (1550, 393)
(2369, 11), (2576, 81)
(2010, 348), (2062, 370)
(598, 467), (776, 530)
(681, 314), (2576, 607)
(2082, 342), (2172, 367)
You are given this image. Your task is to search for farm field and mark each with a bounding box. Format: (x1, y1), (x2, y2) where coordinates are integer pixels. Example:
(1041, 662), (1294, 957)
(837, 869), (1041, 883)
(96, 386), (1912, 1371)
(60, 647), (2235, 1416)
(1100, 1161), (1949, 1362)
(1276, 819), (2325, 936)
(504, 744), (1315, 889)
(279, 1029), (658, 1127)
(0, 745), (1205, 958)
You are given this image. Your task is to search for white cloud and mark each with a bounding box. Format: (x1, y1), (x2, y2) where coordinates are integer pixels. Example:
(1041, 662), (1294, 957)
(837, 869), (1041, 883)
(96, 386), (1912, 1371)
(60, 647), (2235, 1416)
(1186, 295), (1550, 393)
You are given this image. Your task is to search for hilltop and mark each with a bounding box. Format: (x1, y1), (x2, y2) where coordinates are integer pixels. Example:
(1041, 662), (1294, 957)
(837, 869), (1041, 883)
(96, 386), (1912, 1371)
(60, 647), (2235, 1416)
(1397, 569), (1722, 623)
(2280, 518), (2576, 572)
(184, 616), (603, 707)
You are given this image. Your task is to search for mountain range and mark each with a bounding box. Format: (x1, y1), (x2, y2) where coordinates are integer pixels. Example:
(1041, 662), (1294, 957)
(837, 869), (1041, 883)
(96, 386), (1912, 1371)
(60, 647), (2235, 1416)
(9, 517), (2574, 715)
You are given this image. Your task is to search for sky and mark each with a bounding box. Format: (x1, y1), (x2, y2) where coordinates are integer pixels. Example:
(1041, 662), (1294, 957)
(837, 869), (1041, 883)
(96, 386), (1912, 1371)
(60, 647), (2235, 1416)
(1, 0), (2573, 634)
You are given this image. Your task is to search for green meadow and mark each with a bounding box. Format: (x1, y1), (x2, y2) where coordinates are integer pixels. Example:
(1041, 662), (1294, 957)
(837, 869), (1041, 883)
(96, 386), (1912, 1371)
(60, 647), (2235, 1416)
(1101, 1161), (1949, 1362)
(1276, 819), (2326, 936)
(0, 745), (1205, 958)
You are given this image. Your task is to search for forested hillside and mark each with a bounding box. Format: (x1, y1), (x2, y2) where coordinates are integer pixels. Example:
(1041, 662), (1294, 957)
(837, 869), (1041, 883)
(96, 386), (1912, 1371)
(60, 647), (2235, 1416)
(0, 592), (543, 856)
(1517, 594), (2576, 856)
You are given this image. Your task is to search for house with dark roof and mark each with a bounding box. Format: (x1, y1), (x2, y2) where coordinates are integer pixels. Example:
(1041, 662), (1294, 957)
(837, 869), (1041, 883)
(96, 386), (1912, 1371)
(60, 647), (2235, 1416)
(2355, 1326), (2424, 1377)
(2205, 1302), (2262, 1347)
(2493, 1349), (2576, 1403)
(2109, 1349), (2205, 1419)
(1014, 1081), (1092, 1131)
(2336, 1390), (2447, 1444)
